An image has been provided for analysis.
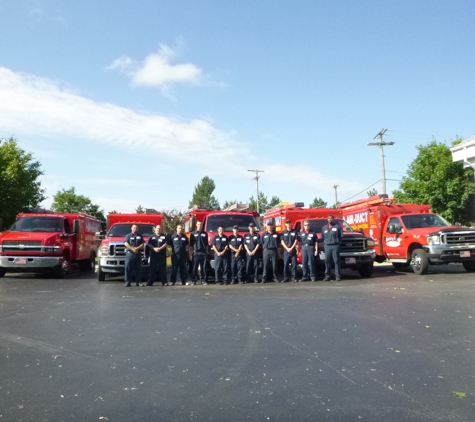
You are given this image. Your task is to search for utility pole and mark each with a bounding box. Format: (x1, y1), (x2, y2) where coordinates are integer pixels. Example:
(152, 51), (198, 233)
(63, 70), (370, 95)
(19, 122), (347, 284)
(333, 184), (338, 207)
(248, 169), (264, 214)
(368, 128), (394, 195)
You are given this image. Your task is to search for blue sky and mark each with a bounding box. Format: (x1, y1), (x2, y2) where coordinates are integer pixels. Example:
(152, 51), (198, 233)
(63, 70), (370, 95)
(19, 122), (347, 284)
(1, 0), (474, 214)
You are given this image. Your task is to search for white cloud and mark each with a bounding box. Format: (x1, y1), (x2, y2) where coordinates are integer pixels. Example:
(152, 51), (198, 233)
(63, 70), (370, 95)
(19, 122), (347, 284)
(108, 44), (202, 89)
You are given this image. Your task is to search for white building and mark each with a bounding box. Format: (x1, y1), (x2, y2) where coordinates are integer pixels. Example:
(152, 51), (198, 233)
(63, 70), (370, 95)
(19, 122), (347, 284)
(451, 135), (475, 169)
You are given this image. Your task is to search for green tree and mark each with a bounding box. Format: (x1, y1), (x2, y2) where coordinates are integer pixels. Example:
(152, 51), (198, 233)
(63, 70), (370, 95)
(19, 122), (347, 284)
(160, 209), (188, 234)
(367, 188), (378, 197)
(135, 205), (145, 214)
(249, 191), (268, 214)
(268, 196), (281, 209)
(0, 137), (46, 228)
(189, 176), (220, 210)
(51, 187), (105, 223)
(393, 138), (475, 225)
(309, 197), (328, 208)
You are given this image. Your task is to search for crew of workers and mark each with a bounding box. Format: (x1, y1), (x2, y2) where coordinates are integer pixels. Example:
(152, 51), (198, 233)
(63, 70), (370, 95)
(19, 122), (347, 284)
(123, 216), (342, 287)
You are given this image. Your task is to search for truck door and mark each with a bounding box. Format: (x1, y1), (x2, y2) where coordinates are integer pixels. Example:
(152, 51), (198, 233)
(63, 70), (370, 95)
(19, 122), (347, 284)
(383, 217), (406, 258)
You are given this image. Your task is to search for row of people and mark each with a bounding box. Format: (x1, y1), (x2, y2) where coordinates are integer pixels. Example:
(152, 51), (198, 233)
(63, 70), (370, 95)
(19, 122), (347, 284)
(123, 216), (342, 287)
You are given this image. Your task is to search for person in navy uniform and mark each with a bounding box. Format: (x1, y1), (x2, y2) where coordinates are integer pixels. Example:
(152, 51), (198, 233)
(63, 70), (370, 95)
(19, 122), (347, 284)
(299, 220), (318, 282)
(244, 222), (260, 283)
(124, 224), (145, 287)
(190, 221), (209, 285)
(170, 224), (190, 286)
(281, 219), (298, 282)
(228, 225), (245, 284)
(212, 225), (230, 285)
(321, 215), (342, 281)
(146, 224), (168, 286)
(260, 221), (280, 283)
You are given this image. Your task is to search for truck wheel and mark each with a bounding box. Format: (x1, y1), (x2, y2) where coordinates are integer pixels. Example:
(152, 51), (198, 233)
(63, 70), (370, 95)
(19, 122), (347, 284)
(411, 249), (429, 275)
(98, 264), (106, 281)
(79, 253), (95, 272)
(462, 261), (475, 272)
(358, 263), (374, 278)
(0, 268), (6, 277)
(54, 255), (71, 278)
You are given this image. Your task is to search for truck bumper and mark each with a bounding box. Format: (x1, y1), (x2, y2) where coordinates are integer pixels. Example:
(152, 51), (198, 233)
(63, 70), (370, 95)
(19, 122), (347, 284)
(423, 244), (475, 263)
(0, 256), (62, 270)
(97, 257), (150, 274)
(318, 250), (376, 267)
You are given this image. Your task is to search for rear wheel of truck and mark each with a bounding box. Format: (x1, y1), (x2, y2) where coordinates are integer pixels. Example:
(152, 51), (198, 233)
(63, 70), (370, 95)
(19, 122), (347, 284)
(462, 261), (475, 272)
(54, 255), (71, 278)
(358, 262), (374, 278)
(0, 268), (6, 277)
(411, 249), (429, 275)
(79, 253), (95, 272)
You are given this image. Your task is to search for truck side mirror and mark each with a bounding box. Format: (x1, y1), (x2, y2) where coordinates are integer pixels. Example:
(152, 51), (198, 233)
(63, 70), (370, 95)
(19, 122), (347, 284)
(388, 224), (395, 234)
(72, 219), (80, 234)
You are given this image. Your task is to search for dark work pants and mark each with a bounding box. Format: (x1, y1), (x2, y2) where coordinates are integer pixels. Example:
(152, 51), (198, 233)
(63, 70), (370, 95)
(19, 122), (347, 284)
(231, 254), (244, 282)
(171, 252), (188, 284)
(148, 253), (167, 285)
(325, 245), (341, 277)
(302, 245), (316, 281)
(214, 253), (230, 283)
(125, 252), (142, 285)
(262, 249), (278, 281)
(283, 250), (297, 280)
(193, 252), (207, 282)
(246, 255), (259, 282)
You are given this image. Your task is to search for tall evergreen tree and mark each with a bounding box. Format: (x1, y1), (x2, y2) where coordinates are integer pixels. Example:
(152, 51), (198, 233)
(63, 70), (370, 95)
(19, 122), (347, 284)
(189, 176), (220, 210)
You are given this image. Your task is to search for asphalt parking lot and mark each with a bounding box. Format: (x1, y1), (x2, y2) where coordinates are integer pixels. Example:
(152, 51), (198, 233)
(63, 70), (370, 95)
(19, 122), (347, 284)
(0, 264), (474, 422)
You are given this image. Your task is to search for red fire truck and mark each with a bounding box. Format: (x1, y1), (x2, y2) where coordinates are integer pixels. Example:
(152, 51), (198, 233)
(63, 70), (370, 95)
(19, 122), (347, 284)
(184, 204), (261, 274)
(96, 212), (164, 281)
(263, 203), (376, 277)
(338, 195), (475, 275)
(0, 211), (101, 278)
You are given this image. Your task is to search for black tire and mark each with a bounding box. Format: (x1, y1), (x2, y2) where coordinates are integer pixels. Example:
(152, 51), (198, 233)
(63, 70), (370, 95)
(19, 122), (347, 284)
(358, 262), (374, 278)
(79, 253), (95, 272)
(462, 261), (475, 272)
(411, 248), (429, 275)
(98, 264), (106, 281)
(54, 255), (71, 278)
(0, 268), (6, 277)
(392, 262), (409, 269)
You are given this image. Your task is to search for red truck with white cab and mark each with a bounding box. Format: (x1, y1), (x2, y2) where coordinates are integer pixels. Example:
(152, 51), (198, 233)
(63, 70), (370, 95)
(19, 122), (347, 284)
(338, 195), (475, 275)
(184, 204), (261, 272)
(263, 203), (376, 277)
(96, 212), (164, 281)
(0, 211), (101, 277)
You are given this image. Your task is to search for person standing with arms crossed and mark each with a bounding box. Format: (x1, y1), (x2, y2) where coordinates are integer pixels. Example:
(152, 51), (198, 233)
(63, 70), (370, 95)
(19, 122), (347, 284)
(212, 225), (230, 285)
(170, 224), (190, 286)
(299, 220), (318, 282)
(281, 219), (298, 282)
(260, 221), (280, 283)
(124, 224), (145, 287)
(244, 222), (260, 283)
(146, 224), (168, 286)
(321, 215), (342, 281)
(190, 221), (209, 285)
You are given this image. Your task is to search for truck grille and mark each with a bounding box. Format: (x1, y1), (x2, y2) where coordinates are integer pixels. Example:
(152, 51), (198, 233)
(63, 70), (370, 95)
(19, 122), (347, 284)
(108, 243), (148, 258)
(2, 241), (42, 252)
(340, 238), (366, 252)
(442, 232), (475, 245)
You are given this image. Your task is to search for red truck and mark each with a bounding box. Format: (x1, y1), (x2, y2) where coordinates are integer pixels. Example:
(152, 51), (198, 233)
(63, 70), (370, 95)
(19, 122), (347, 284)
(0, 211), (101, 277)
(263, 203), (376, 277)
(338, 195), (475, 275)
(184, 204), (261, 273)
(96, 212), (164, 281)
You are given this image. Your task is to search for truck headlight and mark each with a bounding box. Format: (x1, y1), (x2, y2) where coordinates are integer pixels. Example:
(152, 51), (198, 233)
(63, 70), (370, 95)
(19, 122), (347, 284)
(100, 245), (109, 256)
(367, 238), (375, 248)
(427, 235), (441, 245)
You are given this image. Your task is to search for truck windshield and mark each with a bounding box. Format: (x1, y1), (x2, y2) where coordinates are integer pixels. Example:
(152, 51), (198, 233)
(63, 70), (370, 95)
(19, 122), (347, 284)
(108, 224), (156, 237)
(307, 219), (353, 232)
(401, 214), (450, 229)
(9, 217), (63, 232)
(207, 215), (260, 232)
